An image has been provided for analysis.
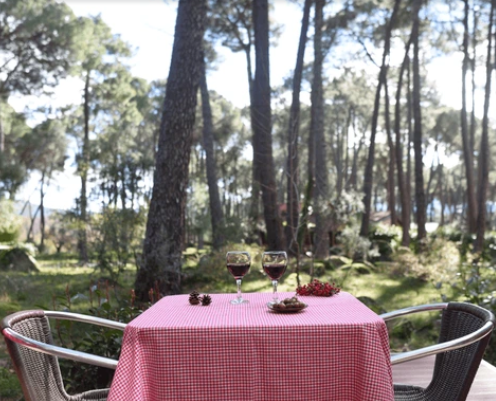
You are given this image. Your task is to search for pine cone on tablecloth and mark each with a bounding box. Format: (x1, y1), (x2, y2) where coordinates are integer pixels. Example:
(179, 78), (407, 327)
(189, 290), (200, 305)
(200, 294), (212, 306)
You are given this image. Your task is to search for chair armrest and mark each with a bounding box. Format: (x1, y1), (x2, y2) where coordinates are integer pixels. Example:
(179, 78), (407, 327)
(380, 303), (448, 322)
(1, 310), (126, 370)
(44, 310), (127, 331)
(380, 303), (494, 365)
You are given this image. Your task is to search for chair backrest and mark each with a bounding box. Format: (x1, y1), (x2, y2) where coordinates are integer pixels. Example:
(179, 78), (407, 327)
(425, 302), (495, 401)
(1, 310), (71, 401)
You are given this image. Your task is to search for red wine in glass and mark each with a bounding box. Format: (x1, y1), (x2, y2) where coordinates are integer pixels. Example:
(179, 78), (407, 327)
(227, 263), (250, 279)
(263, 263), (287, 280)
(226, 251), (251, 304)
(262, 251), (288, 304)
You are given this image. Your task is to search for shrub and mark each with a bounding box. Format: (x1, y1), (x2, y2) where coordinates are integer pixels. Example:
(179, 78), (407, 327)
(0, 199), (21, 242)
(54, 286), (149, 394)
(0, 366), (22, 400)
(338, 225), (379, 262)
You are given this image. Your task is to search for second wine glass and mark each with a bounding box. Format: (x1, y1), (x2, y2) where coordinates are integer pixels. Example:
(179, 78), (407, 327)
(262, 251), (287, 304)
(226, 251), (251, 304)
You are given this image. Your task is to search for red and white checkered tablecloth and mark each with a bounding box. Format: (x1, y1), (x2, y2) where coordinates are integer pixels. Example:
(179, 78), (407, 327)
(108, 291), (394, 401)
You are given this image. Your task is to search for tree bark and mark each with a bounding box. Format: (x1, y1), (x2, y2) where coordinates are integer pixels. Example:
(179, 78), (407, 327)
(312, 0), (329, 259)
(200, 56), (225, 250)
(78, 71), (90, 264)
(384, 77), (396, 225)
(406, 57), (413, 223)
(474, 0), (495, 252)
(394, 36), (412, 246)
(26, 205), (41, 243)
(412, 0), (427, 242)
(336, 108), (351, 197)
(348, 112), (366, 191)
(252, 0), (284, 250)
(439, 165), (445, 226)
(343, 108), (351, 193)
(285, 0), (312, 254)
(134, 0), (207, 300)
(461, 0), (478, 233)
(360, 0), (401, 237)
(0, 98), (4, 153)
(245, 43), (262, 230)
(39, 170), (46, 252)
(470, 6), (478, 156)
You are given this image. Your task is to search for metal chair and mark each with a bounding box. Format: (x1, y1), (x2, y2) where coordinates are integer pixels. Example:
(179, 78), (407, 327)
(1, 310), (126, 401)
(381, 302), (495, 401)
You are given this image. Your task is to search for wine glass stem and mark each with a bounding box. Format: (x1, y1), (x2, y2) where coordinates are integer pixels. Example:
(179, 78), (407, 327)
(236, 279), (242, 300)
(272, 280), (278, 302)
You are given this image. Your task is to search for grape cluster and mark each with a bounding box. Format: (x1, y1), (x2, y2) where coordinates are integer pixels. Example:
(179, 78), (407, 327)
(296, 279), (341, 297)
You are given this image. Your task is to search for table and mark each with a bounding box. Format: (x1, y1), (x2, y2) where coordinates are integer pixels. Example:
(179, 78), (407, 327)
(108, 291), (394, 401)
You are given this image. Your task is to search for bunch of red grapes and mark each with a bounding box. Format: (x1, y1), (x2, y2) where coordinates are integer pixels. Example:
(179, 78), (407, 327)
(296, 279), (341, 297)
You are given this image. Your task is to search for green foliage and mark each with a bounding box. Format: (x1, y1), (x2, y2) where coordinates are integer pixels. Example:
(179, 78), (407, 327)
(0, 102), (31, 197)
(338, 223), (379, 262)
(53, 285), (146, 393)
(0, 366), (22, 399)
(0, 0), (77, 96)
(439, 256), (496, 364)
(0, 200), (21, 242)
(46, 211), (79, 253)
(91, 206), (146, 281)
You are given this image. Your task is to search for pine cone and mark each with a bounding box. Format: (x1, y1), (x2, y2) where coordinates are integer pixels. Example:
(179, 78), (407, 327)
(201, 294), (212, 306)
(189, 290), (200, 305)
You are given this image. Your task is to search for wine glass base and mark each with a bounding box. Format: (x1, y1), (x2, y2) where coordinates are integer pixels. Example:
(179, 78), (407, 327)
(230, 297), (249, 305)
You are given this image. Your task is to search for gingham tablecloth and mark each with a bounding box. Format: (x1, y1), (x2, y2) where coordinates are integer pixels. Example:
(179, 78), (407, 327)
(108, 291), (394, 401)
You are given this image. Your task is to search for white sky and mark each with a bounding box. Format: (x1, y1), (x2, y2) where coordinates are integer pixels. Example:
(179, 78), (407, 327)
(15, 0), (472, 211)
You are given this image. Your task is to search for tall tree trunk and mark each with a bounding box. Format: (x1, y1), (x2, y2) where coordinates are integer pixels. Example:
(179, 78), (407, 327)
(244, 45), (262, 230)
(336, 108), (351, 197)
(134, 0), (207, 300)
(384, 77), (396, 225)
(252, 0), (284, 250)
(120, 166), (127, 211)
(78, 71), (90, 264)
(0, 99), (4, 153)
(406, 57), (413, 223)
(348, 113), (366, 191)
(470, 5), (478, 155)
(395, 36), (412, 246)
(343, 107), (351, 194)
(26, 205), (41, 243)
(439, 165), (445, 226)
(200, 56), (225, 250)
(312, 0), (329, 259)
(297, 69), (317, 250)
(39, 170), (46, 252)
(474, 0), (495, 252)
(461, 0), (478, 233)
(412, 0), (427, 242)
(286, 0), (312, 254)
(360, 0), (401, 237)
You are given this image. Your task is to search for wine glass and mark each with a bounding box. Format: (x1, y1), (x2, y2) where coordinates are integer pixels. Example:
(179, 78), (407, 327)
(262, 251), (288, 305)
(226, 251), (251, 304)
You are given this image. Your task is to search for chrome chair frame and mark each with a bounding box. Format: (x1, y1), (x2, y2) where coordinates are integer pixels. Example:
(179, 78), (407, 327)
(381, 302), (495, 401)
(1, 310), (127, 401)
(2, 310), (126, 370)
(380, 303), (494, 366)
